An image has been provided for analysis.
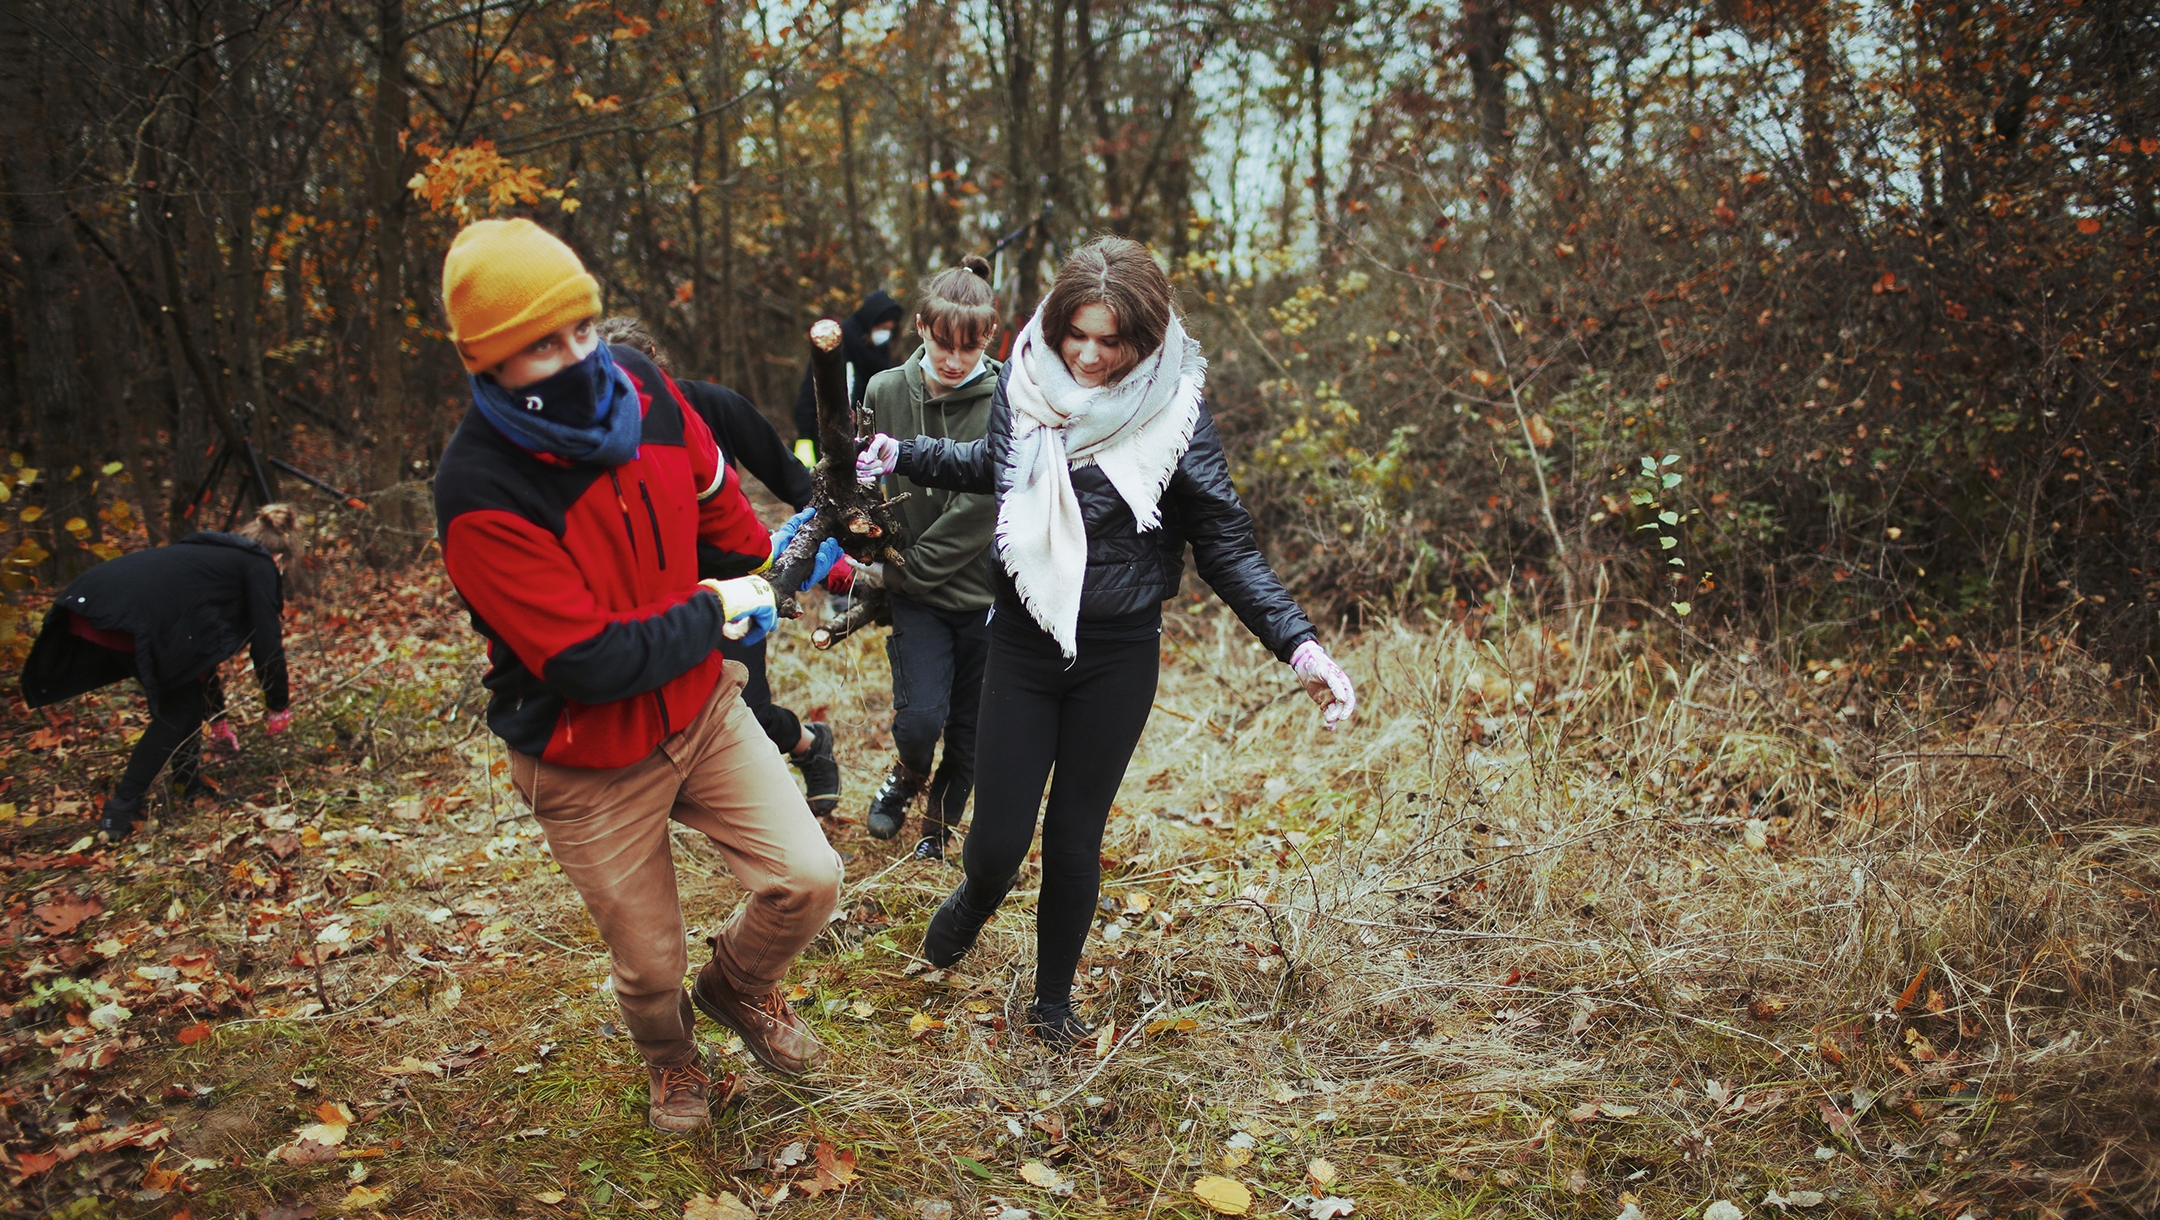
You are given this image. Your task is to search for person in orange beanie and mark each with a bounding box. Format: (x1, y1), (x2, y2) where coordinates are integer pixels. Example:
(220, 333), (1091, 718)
(431, 217), (843, 1134)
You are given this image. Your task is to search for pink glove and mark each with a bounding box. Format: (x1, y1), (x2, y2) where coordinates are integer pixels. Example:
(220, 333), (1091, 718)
(824, 552), (854, 593)
(1290, 641), (1356, 730)
(856, 434), (900, 484)
(207, 720), (241, 754)
(265, 708), (294, 735)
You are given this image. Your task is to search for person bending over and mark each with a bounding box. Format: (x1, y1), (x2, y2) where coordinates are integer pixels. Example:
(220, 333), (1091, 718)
(858, 237), (1357, 1045)
(21, 503), (302, 842)
(857, 257), (1001, 857)
(596, 316), (844, 818)
(432, 219), (842, 1133)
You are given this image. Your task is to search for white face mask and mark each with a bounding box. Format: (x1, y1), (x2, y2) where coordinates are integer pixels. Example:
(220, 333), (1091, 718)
(927, 352), (985, 389)
(869, 327), (894, 346)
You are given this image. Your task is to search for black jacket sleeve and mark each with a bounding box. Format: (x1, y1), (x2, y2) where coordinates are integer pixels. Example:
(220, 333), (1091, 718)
(895, 367), (1007, 495)
(897, 436), (996, 494)
(683, 381), (813, 510)
(542, 591), (731, 705)
(242, 558), (291, 711)
(1172, 406), (1318, 662)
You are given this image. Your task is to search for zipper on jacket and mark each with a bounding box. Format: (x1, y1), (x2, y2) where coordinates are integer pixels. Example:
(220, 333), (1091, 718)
(637, 480), (667, 570)
(606, 470), (639, 559)
(654, 689), (671, 737)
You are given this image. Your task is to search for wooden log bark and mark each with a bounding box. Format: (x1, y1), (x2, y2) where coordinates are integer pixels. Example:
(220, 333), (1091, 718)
(768, 319), (910, 618)
(811, 584), (889, 649)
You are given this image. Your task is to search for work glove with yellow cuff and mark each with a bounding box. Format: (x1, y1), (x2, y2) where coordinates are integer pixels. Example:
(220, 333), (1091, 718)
(701, 576), (777, 646)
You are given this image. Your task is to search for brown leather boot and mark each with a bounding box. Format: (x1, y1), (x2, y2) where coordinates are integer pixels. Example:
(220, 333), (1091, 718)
(692, 960), (829, 1076)
(646, 1050), (714, 1134)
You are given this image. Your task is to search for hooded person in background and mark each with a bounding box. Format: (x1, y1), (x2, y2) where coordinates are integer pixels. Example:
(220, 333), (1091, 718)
(20, 503), (302, 842)
(790, 290), (904, 462)
(597, 316), (846, 819)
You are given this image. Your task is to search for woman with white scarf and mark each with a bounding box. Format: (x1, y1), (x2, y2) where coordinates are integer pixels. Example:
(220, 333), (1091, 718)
(857, 238), (1355, 1045)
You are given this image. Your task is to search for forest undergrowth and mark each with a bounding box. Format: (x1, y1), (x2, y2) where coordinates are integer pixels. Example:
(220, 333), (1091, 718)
(0, 555), (2155, 1220)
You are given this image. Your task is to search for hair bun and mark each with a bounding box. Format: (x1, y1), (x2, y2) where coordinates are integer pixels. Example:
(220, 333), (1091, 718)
(257, 502), (298, 532)
(961, 255), (992, 280)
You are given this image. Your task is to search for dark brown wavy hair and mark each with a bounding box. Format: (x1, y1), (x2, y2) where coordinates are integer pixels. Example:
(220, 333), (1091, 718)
(1035, 237), (1173, 381)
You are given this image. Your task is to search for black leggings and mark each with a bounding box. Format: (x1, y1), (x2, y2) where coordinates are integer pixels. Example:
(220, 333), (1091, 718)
(78, 644), (223, 811)
(717, 633), (802, 753)
(887, 594), (990, 835)
(962, 608), (1159, 1008)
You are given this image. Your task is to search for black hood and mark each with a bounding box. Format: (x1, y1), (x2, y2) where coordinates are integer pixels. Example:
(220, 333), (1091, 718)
(853, 290), (903, 330)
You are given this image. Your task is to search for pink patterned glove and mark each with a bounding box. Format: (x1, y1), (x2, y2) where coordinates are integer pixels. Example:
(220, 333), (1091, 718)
(1290, 641), (1356, 730)
(207, 720), (241, 754)
(265, 708), (294, 735)
(856, 434), (900, 485)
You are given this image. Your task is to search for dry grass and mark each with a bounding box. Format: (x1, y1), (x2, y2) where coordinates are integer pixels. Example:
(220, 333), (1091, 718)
(5, 577), (2157, 1219)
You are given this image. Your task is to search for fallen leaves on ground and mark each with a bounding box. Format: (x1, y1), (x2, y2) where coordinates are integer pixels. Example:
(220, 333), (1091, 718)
(1193, 1175), (1253, 1215)
(5, 1119), (169, 1183)
(684, 1193), (757, 1220)
(378, 1054), (446, 1078)
(33, 894), (102, 935)
(1019, 1160), (1074, 1196)
(341, 1182), (392, 1209)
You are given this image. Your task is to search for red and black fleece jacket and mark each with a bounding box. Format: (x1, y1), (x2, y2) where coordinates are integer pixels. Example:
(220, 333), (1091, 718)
(433, 344), (772, 769)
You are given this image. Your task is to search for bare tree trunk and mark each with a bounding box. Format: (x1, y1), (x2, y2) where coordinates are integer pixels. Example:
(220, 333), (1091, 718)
(1795, 0), (1837, 199)
(366, 0), (411, 532)
(1462, 0), (1513, 224)
(1304, 38), (1328, 238)
(835, 0), (867, 279)
(1077, 0), (1124, 224)
(1039, 0), (1073, 253)
(0, 1), (103, 577)
(997, 0), (1043, 315)
(707, 0), (742, 385)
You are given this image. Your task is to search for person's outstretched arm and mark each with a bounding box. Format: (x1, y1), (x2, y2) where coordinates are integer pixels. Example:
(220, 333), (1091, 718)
(241, 556), (291, 713)
(857, 366), (1008, 495)
(1174, 405), (1355, 728)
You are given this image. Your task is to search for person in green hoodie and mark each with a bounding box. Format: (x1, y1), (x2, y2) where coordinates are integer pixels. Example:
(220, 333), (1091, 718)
(857, 257), (1002, 857)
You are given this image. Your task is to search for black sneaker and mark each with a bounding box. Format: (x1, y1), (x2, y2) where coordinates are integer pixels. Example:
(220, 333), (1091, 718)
(864, 763), (926, 841)
(921, 875), (1010, 969)
(790, 722), (840, 818)
(909, 835), (945, 862)
(1025, 1000), (1093, 1049)
(96, 797), (144, 844)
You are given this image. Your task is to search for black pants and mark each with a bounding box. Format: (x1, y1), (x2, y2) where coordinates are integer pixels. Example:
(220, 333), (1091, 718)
(886, 594), (990, 835)
(78, 645), (223, 813)
(717, 634), (801, 754)
(962, 607), (1159, 1007)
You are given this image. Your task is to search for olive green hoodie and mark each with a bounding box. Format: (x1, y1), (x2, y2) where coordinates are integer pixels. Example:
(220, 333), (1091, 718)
(862, 349), (1000, 612)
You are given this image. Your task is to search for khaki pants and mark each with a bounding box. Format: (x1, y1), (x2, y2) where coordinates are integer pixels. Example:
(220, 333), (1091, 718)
(511, 668), (842, 1066)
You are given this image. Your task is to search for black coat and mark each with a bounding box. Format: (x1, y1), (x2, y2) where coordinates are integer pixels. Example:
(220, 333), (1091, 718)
(791, 290), (904, 441)
(896, 365), (1319, 661)
(19, 533), (289, 716)
(676, 379), (814, 511)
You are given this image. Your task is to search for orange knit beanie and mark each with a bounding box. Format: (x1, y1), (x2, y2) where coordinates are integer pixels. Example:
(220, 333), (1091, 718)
(441, 219), (603, 373)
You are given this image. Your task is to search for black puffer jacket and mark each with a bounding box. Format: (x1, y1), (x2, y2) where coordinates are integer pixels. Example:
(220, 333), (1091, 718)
(19, 532), (289, 716)
(896, 365), (1318, 661)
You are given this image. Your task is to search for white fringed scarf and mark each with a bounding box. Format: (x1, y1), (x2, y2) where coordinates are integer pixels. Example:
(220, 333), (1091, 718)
(996, 302), (1206, 657)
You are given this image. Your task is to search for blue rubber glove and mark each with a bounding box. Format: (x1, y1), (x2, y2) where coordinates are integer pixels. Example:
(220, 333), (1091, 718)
(767, 506), (816, 567)
(801, 536), (843, 591)
(702, 577), (778, 647)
